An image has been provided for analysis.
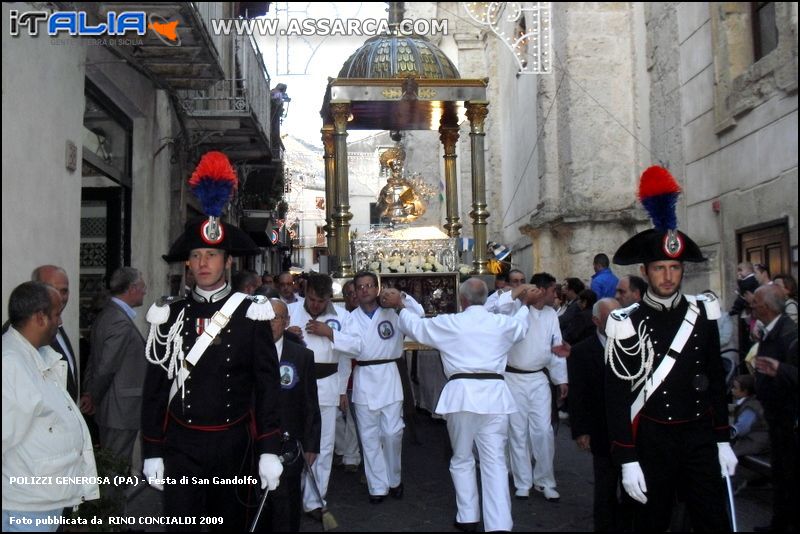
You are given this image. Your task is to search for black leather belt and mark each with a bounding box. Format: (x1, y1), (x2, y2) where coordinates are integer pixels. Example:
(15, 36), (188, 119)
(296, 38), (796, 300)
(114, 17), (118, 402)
(505, 365), (545, 374)
(315, 362), (339, 379)
(448, 373), (504, 381)
(356, 358), (400, 366)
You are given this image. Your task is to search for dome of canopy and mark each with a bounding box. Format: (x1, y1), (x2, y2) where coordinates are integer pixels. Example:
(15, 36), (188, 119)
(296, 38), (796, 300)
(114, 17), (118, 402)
(338, 34), (461, 80)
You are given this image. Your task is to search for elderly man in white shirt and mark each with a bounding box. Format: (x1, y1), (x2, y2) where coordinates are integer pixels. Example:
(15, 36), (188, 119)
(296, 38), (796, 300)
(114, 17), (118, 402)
(286, 274), (354, 519)
(490, 272), (570, 503)
(383, 278), (531, 532)
(337, 271), (425, 503)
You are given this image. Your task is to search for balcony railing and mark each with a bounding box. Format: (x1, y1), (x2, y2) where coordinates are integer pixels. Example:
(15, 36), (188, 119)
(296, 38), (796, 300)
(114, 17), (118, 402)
(178, 33), (272, 159)
(191, 2), (225, 67)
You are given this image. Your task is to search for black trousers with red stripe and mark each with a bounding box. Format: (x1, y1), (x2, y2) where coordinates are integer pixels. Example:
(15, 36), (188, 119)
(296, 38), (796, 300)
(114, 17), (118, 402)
(163, 421), (253, 532)
(633, 416), (730, 532)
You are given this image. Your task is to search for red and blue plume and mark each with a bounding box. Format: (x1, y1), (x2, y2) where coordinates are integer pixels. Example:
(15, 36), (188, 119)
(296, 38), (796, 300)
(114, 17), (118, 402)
(638, 165), (681, 231)
(188, 151), (238, 217)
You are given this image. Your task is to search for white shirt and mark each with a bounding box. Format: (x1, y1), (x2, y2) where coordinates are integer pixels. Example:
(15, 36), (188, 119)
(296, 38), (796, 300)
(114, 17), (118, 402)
(496, 292), (568, 384)
(399, 305), (529, 415)
(288, 302), (354, 406)
(55, 330), (76, 377)
(2, 328), (99, 510)
(281, 294), (305, 306)
(340, 296), (424, 410)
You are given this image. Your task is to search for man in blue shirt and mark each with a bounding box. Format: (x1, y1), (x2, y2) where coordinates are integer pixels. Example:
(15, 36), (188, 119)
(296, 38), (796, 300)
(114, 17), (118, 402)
(590, 253), (619, 299)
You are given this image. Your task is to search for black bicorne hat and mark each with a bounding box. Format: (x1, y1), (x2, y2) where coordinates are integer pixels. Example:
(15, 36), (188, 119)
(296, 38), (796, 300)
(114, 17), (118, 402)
(162, 217), (260, 262)
(613, 166), (706, 265)
(162, 152), (260, 263)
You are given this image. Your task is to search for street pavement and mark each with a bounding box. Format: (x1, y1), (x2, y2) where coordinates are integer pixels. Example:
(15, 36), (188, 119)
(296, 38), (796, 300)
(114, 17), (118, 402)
(126, 410), (771, 531)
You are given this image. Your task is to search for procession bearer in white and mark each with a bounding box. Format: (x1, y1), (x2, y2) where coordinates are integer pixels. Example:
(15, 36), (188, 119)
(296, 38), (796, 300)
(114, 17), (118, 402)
(285, 273), (356, 518)
(337, 271), (425, 503)
(491, 273), (570, 502)
(384, 278), (529, 533)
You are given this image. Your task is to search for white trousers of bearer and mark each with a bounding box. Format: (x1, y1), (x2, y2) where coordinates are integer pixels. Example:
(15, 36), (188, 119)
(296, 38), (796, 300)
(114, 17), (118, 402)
(303, 404), (337, 511)
(354, 401), (404, 496)
(334, 399), (361, 466)
(506, 371), (557, 493)
(446, 412), (512, 532)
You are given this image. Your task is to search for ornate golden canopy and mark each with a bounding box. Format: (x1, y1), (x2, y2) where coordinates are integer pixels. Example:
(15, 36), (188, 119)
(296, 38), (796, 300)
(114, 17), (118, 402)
(338, 34), (461, 80)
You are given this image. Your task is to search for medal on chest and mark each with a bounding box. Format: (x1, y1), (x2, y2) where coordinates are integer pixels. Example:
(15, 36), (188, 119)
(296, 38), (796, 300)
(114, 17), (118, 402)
(194, 318), (222, 344)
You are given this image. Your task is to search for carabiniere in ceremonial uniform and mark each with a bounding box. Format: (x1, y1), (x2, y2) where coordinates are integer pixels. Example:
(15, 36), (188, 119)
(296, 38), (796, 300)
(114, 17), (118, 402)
(603, 166), (735, 532)
(140, 151), (283, 531)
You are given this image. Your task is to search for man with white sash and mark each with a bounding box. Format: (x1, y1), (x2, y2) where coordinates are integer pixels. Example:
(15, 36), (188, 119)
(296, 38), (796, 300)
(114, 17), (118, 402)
(141, 152), (283, 530)
(604, 166), (736, 532)
(285, 273), (355, 519)
(338, 271), (424, 503)
(385, 278), (529, 533)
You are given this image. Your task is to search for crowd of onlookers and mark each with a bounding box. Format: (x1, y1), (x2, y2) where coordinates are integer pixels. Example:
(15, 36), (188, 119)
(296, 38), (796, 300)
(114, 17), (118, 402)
(3, 255), (796, 532)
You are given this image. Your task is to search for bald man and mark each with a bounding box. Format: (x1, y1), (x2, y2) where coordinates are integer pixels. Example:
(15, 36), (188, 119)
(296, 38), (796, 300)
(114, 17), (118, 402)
(568, 298), (625, 531)
(32, 265), (79, 402)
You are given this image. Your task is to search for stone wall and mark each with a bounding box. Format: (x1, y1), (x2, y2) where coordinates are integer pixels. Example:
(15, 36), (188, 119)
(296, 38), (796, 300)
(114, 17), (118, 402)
(520, 3), (649, 280)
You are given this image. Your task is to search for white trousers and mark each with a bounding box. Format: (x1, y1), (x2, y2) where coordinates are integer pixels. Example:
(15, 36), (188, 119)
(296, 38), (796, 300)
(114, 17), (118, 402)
(354, 401), (404, 496)
(303, 404), (337, 511)
(334, 402), (361, 465)
(506, 371), (556, 493)
(446, 412), (513, 532)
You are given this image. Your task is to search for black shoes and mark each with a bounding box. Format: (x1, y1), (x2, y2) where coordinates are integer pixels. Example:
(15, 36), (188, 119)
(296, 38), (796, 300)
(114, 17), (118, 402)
(368, 495), (385, 504)
(753, 525), (785, 533)
(453, 521), (480, 532)
(389, 483), (404, 499)
(453, 520), (479, 532)
(305, 508), (323, 522)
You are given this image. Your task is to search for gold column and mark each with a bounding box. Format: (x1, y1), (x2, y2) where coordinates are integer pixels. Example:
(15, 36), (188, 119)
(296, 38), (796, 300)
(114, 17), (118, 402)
(321, 125), (337, 262)
(330, 102), (354, 278)
(466, 101), (490, 275)
(439, 118), (461, 238)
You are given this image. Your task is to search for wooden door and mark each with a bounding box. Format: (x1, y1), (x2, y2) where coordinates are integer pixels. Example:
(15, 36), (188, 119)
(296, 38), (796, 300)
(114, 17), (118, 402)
(737, 220), (790, 277)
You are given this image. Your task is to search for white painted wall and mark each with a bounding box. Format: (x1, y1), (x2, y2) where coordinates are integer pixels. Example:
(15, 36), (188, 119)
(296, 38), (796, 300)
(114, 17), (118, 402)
(2, 6), (86, 339)
(2, 3), (178, 343)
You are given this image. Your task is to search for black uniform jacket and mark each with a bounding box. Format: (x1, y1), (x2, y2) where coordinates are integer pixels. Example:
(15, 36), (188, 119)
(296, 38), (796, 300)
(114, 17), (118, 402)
(754, 314), (798, 421)
(605, 293), (729, 465)
(141, 291), (282, 457)
(278, 338), (321, 456)
(568, 333), (611, 457)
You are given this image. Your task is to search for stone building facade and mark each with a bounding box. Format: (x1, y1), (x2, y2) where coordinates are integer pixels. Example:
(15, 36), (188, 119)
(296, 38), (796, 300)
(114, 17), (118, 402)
(406, 2), (797, 309)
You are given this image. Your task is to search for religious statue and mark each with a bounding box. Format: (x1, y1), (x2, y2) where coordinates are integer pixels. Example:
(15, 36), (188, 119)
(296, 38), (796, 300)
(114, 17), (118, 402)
(376, 146), (426, 224)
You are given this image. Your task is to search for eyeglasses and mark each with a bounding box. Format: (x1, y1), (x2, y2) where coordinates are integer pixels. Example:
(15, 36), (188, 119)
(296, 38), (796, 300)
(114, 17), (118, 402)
(356, 283), (377, 291)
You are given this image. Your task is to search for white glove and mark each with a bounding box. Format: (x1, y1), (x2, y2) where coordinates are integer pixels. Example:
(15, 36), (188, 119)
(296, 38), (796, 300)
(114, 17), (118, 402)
(259, 453), (283, 491)
(621, 461), (648, 504)
(717, 442), (738, 477)
(143, 457), (165, 491)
